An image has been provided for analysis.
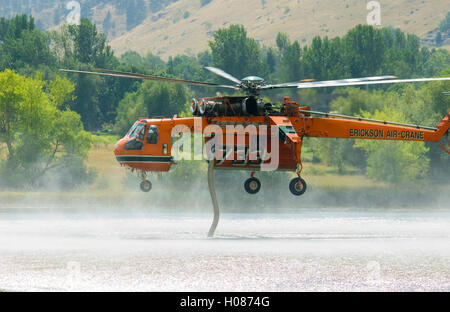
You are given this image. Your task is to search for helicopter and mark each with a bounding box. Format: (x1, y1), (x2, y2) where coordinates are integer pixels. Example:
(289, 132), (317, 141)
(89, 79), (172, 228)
(61, 67), (450, 196)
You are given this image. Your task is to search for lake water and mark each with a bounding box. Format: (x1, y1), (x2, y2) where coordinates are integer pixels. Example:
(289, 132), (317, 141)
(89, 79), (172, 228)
(0, 210), (449, 291)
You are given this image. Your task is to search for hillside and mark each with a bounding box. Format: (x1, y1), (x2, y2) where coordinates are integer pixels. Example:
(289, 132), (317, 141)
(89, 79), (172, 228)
(109, 0), (450, 59)
(0, 0), (448, 59)
(0, 0), (177, 38)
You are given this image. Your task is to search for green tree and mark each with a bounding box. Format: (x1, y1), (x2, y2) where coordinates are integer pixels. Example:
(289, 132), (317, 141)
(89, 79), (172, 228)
(311, 138), (359, 174)
(114, 81), (192, 135)
(0, 14), (35, 41)
(343, 25), (384, 77)
(0, 70), (93, 188)
(275, 37), (303, 97)
(70, 71), (102, 130)
(103, 11), (112, 36)
(114, 91), (143, 136)
(0, 15), (54, 71)
(141, 81), (187, 117)
(67, 18), (116, 68)
(266, 47), (276, 73)
(329, 88), (386, 116)
(422, 49), (450, 76)
(315, 88), (408, 174)
(10, 28), (55, 69)
(276, 32), (290, 56)
(198, 50), (213, 67)
(302, 36), (348, 81)
(354, 108), (430, 183)
(209, 24), (266, 79)
(436, 32), (443, 46)
(404, 73), (450, 181)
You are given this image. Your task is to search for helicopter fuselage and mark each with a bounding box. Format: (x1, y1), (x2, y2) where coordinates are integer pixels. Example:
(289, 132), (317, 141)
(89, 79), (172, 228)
(114, 97), (449, 178)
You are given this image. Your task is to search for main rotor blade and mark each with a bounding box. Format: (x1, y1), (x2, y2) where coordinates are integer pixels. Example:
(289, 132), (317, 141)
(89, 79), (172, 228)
(294, 76), (450, 89)
(205, 67), (242, 84)
(260, 76), (398, 90)
(60, 69), (240, 90)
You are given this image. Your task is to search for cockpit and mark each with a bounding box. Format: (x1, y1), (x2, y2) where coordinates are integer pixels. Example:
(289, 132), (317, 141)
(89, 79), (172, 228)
(114, 119), (173, 176)
(123, 121), (159, 151)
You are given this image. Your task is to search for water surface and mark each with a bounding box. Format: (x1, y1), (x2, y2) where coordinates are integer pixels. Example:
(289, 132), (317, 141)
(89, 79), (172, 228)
(0, 210), (449, 291)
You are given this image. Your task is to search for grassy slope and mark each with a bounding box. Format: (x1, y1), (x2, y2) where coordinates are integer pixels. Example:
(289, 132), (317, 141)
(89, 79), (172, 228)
(87, 143), (126, 192)
(109, 0), (449, 59)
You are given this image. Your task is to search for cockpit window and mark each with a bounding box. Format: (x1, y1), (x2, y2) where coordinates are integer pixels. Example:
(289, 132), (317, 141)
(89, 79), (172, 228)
(137, 125), (147, 141)
(147, 125), (159, 144)
(128, 123), (145, 139)
(126, 122), (138, 137)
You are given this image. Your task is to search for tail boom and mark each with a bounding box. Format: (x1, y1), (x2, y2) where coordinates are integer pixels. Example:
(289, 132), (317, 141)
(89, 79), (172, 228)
(302, 113), (450, 143)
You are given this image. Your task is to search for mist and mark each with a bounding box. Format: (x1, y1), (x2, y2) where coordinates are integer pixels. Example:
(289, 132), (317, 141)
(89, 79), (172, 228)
(1, 157), (449, 213)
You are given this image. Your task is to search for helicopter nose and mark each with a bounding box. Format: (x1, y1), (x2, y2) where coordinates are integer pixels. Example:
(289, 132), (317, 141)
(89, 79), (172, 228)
(114, 138), (127, 156)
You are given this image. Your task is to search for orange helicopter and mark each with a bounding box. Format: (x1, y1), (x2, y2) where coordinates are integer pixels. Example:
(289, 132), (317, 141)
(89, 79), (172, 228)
(61, 68), (450, 196)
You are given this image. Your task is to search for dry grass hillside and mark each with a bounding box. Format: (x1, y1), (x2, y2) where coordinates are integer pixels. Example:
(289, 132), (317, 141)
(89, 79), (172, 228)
(109, 0), (449, 60)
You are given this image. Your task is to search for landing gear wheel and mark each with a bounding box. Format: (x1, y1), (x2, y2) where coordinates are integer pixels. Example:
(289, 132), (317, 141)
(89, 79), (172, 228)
(140, 180), (152, 192)
(289, 177), (307, 196)
(244, 177), (261, 195)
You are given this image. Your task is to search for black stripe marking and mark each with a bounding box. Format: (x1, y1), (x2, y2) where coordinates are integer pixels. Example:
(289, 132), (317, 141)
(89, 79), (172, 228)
(116, 156), (174, 163)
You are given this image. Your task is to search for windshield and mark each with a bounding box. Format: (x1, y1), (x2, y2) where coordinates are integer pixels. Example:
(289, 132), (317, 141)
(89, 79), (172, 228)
(126, 122), (138, 137)
(127, 122), (145, 138)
